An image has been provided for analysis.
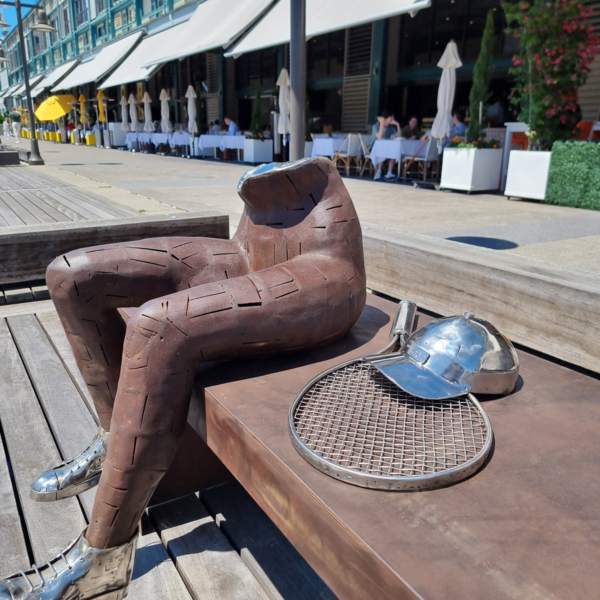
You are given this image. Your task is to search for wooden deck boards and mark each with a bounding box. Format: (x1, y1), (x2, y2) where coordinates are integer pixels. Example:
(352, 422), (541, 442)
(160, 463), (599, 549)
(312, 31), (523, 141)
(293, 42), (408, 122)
(0, 304), (332, 599)
(0, 166), (135, 228)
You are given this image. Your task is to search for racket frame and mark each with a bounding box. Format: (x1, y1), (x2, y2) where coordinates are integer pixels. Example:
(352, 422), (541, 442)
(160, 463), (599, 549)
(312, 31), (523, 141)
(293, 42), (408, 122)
(289, 355), (493, 491)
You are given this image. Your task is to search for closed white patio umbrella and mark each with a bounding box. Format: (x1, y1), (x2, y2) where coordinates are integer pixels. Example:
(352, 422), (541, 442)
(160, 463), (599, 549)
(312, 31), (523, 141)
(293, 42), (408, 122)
(185, 85), (198, 134)
(430, 40), (462, 145)
(159, 89), (173, 133)
(120, 95), (129, 132)
(143, 92), (153, 132)
(276, 67), (290, 145)
(128, 94), (139, 132)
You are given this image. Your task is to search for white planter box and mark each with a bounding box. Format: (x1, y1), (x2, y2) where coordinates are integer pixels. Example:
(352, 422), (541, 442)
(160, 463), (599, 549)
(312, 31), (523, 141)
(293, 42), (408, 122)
(440, 147), (503, 192)
(305, 141), (313, 158)
(243, 139), (274, 164)
(504, 150), (552, 201)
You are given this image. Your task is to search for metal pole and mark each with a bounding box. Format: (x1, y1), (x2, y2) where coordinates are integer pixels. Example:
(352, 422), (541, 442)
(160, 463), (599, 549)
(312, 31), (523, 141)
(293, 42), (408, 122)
(15, 0), (44, 165)
(289, 0), (305, 162)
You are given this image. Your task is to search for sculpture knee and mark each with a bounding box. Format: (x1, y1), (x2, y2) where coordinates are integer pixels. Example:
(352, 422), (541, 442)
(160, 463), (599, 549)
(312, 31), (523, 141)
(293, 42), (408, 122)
(46, 252), (85, 299)
(123, 298), (195, 374)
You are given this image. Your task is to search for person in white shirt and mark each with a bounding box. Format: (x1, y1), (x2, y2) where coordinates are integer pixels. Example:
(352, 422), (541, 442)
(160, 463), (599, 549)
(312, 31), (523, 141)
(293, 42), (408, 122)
(224, 116), (239, 136)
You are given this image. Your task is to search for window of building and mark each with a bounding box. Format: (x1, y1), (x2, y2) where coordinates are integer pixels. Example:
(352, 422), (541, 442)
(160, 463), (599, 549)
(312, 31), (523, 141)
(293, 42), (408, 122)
(62, 4), (71, 35)
(114, 8), (126, 29)
(33, 34), (41, 56)
(54, 47), (61, 61)
(398, 0), (507, 70)
(78, 31), (89, 48)
(96, 21), (107, 39)
(66, 41), (72, 55)
(49, 18), (59, 44)
(308, 30), (346, 79)
(235, 47), (278, 90)
(73, 0), (89, 28)
(128, 5), (136, 25)
(96, 0), (106, 13)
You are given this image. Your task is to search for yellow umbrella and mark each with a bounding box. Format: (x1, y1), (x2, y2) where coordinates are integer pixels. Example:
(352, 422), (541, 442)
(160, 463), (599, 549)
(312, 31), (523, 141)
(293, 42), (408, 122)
(78, 94), (87, 124)
(97, 90), (106, 123)
(35, 95), (77, 121)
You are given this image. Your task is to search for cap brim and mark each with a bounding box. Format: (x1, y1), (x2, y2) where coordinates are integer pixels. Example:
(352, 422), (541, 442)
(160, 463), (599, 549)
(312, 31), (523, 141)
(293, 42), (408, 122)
(368, 356), (469, 400)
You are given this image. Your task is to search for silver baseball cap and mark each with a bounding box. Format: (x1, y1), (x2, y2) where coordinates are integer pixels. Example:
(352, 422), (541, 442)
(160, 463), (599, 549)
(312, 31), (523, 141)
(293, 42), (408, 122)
(368, 313), (519, 400)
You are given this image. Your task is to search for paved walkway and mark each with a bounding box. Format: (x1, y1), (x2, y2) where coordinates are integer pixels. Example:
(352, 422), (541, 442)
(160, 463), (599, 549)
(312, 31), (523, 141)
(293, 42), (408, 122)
(22, 140), (600, 273)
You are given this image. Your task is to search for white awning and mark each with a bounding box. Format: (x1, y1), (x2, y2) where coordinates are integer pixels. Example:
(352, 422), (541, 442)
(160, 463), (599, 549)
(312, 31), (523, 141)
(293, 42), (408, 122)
(226, 0), (431, 57)
(13, 75), (45, 97)
(142, 0), (274, 68)
(31, 59), (80, 98)
(53, 32), (144, 91)
(100, 22), (187, 89)
(0, 84), (19, 99)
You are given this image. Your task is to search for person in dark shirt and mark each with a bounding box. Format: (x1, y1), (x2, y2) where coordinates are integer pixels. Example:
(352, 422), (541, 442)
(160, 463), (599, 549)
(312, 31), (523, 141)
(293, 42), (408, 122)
(401, 115), (423, 140)
(370, 110), (401, 180)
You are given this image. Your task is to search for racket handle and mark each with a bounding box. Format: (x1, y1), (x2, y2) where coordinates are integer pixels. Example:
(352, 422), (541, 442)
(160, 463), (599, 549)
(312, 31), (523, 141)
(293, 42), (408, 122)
(391, 300), (417, 346)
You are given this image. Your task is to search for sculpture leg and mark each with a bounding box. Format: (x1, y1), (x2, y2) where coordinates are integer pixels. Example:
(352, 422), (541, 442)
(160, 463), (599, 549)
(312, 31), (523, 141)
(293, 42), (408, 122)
(87, 254), (363, 548)
(46, 236), (247, 429)
(30, 236), (247, 502)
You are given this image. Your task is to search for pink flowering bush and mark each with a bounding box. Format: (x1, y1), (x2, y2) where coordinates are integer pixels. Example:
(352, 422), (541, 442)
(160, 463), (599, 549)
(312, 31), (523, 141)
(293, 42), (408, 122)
(503, 0), (599, 148)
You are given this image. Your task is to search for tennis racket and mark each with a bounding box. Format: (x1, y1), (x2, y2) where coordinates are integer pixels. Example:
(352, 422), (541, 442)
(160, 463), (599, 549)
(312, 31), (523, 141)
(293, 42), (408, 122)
(289, 300), (493, 491)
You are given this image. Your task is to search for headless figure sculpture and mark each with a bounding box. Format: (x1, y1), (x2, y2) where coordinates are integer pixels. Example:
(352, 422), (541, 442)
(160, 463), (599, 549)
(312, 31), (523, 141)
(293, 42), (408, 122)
(0, 157), (366, 600)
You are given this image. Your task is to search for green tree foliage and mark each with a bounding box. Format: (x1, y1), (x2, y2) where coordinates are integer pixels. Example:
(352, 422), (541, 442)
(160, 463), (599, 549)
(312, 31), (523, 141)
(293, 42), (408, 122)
(250, 86), (262, 137)
(545, 141), (600, 210)
(468, 10), (495, 141)
(503, 0), (599, 149)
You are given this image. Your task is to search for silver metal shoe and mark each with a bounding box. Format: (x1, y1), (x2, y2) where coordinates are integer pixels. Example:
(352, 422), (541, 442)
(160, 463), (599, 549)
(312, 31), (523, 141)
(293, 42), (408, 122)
(30, 428), (109, 502)
(0, 529), (137, 600)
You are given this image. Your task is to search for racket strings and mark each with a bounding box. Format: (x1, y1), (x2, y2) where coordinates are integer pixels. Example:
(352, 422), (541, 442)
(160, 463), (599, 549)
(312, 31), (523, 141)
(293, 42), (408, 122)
(293, 362), (488, 478)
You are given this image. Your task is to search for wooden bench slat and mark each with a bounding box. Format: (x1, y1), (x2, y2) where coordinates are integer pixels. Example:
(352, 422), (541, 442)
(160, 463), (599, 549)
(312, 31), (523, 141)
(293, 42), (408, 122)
(1, 282), (34, 304)
(29, 189), (86, 222)
(129, 514), (194, 600)
(0, 318), (86, 563)
(0, 416), (30, 575)
(7, 190), (55, 225)
(0, 194), (25, 226)
(149, 494), (270, 600)
(42, 188), (106, 221)
(8, 313), (99, 519)
(202, 481), (337, 600)
(36, 310), (98, 423)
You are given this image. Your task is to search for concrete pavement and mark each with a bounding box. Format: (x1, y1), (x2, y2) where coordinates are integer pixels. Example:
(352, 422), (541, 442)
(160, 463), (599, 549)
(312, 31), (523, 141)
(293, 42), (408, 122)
(22, 140), (600, 273)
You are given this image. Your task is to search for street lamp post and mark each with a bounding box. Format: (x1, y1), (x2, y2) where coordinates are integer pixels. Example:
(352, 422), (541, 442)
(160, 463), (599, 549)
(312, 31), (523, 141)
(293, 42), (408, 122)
(289, 0), (306, 162)
(0, 0), (56, 165)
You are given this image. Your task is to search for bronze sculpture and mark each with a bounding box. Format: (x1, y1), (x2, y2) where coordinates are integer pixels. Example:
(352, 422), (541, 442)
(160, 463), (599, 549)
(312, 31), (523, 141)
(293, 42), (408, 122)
(0, 157), (366, 599)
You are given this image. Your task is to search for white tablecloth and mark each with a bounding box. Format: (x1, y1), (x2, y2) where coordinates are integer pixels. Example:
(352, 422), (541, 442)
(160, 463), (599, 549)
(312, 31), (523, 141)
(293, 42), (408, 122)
(311, 137), (346, 158)
(199, 134), (225, 150)
(171, 133), (193, 147)
(220, 135), (246, 151)
(370, 139), (426, 166)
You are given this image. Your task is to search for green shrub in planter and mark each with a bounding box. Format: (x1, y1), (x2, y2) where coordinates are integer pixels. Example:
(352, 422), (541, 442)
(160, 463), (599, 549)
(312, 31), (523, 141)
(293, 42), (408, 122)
(545, 142), (600, 210)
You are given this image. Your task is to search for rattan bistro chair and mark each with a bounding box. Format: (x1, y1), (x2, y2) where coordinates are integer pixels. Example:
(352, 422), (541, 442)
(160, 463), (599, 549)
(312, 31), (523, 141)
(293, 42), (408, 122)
(332, 133), (362, 176)
(401, 136), (441, 182)
(358, 134), (376, 177)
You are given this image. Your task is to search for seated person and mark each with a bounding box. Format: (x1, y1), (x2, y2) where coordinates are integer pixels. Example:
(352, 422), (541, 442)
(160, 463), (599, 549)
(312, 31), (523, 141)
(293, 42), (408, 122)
(1, 157), (367, 600)
(401, 115), (423, 140)
(225, 116), (239, 135)
(92, 121), (101, 133)
(371, 110), (401, 181)
(451, 109), (467, 138)
(210, 119), (221, 134)
(263, 123), (272, 139)
(154, 120), (161, 133)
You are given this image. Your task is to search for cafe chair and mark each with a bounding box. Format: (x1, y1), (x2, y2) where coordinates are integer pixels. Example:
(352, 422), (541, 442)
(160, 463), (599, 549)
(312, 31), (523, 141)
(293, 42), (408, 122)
(358, 134), (376, 177)
(401, 136), (441, 182)
(332, 133), (362, 176)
